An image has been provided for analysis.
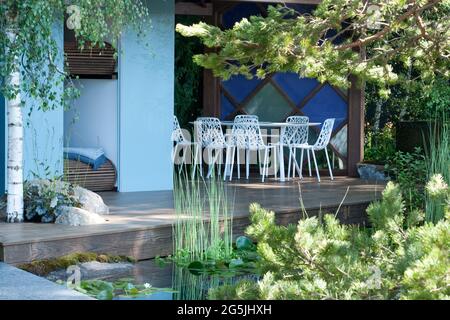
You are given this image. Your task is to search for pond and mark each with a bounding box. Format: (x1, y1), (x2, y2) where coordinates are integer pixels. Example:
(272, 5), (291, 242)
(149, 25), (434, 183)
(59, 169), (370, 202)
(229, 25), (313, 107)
(74, 259), (258, 300)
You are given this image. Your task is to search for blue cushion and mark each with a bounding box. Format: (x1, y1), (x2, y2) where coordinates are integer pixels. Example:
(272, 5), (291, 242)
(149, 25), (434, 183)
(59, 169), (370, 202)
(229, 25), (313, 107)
(65, 153), (107, 170)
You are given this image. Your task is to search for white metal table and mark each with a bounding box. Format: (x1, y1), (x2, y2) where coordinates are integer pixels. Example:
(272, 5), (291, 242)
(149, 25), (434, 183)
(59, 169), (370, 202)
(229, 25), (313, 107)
(190, 120), (321, 182)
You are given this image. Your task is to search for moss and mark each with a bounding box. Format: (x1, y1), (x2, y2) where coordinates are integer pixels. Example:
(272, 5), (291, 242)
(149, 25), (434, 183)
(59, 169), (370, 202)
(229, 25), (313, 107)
(18, 252), (135, 276)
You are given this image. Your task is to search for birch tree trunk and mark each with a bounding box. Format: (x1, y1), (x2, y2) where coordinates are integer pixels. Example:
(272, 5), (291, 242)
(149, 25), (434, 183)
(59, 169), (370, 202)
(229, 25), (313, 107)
(373, 99), (383, 132)
(6, 29), (24, 223)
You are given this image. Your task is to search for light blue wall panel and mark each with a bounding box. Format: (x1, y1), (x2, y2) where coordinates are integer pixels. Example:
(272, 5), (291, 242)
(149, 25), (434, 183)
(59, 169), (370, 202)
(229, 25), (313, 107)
(22, 22), (64, 180)
(118, 0), (174, 192)
(0, 95), (5, 194)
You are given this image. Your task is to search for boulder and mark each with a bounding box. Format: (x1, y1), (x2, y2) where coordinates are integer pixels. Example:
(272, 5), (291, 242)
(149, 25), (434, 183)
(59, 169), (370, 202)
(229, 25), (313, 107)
(74, 186), (110, 215)
(55, 206), (106, 226)
(46, 261), (134, 282)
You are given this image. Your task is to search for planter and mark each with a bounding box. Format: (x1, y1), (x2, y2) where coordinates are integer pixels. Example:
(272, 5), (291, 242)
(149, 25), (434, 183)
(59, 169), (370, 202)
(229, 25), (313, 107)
(357, 162), (389, 181)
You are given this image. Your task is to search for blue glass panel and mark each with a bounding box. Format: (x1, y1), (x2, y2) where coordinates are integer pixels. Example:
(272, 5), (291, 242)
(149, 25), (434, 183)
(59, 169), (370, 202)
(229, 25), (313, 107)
(222, 3), (263, 29)
(272, 73), (319, 105)
(221, 94), (236, 120)
(243, 83), (292, 122)
(301, 84), (348, 130)
(222, 75), (262, 103)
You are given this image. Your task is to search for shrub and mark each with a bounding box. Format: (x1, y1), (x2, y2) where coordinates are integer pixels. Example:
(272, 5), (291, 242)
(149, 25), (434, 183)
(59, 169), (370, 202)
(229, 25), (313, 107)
(364, 123), (396, 164)
(385, 148), (427, 210)
(209, 182), (450, 300)
(24, 179), (81, 223)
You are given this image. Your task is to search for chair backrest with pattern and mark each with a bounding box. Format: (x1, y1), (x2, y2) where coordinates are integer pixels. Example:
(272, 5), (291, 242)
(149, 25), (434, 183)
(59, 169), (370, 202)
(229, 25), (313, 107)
(281, 116), (309, 145)
(231, 115), (259, 148)
(195, 117), (226, 148)
(240, 116), (265, 150)
(313, 118), (335, 150)
(172, 115), (186, 143)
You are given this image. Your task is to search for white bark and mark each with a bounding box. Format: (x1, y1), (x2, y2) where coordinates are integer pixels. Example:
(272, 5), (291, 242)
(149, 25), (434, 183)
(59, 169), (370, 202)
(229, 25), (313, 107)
(6, 29), (24, 223)
(373, 99), (382, 132)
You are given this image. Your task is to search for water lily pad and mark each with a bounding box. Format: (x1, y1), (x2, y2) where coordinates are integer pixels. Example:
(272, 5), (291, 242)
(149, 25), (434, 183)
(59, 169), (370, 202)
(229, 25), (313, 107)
(236, 236), (253, 250)
(187, 261), (204, 275)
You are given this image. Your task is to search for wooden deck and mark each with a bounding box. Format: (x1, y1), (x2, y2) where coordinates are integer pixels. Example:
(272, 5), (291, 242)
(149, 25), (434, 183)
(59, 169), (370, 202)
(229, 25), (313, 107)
(0, 177), (385, 265)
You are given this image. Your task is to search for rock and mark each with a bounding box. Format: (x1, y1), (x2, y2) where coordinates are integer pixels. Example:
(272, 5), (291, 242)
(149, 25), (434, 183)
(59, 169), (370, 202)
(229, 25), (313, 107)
(79, 261), (134, 279)
(46, 261), (134, 282)
(357, 163), (389, 181)
(74, 186), (109, 215)
(55, 206), (106, 226)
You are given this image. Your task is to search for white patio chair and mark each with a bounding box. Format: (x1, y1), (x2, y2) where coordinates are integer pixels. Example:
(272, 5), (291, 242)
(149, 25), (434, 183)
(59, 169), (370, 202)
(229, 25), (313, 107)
(271, 116), (310, 179)
(225, 116), (276, 182)
(291, 118), (335, 182)
(224, 115), (258, 181)
(193, 117), (230, 179)
(172, 115), (198, 171)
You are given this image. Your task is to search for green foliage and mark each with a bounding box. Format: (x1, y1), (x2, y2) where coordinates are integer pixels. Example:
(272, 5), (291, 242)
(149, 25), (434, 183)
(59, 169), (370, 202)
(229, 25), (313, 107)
(23, 179), (81, 223)
(364, 123), (396, 164)
(0, 0), (149, 111)
(385, 148), (427, 210)
(177, 2), (450, 94)
(18, 252), (135, 276)
(365, 76), (450, 127)
(209, 182), (450, 300)
(175, 15), (203, 127)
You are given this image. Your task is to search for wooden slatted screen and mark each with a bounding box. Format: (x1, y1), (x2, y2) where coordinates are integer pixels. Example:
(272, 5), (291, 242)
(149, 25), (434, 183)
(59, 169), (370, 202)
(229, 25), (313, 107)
(65, 42), (116, 77)
(64, 159), (117, 192)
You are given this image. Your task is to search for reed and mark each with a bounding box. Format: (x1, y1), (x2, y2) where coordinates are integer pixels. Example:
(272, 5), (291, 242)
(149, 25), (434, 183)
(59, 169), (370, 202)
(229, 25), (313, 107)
(424, 111), (449, 223)
(173, 165), (233, 263)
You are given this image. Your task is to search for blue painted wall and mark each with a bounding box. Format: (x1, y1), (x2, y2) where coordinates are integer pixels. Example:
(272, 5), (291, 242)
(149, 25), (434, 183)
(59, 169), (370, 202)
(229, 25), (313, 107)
(0, 95), (5, 194)
(22, 22), (64, 180)
(118, 0), (174, 192)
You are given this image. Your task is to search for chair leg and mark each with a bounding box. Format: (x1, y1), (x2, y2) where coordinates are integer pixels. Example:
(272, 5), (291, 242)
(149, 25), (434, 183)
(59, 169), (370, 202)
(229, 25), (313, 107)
(274, 147), (278, 179)
(287, 147), (292, 179)
(192, 144), (199, 180)
(292, 148), (297, 178)
(237, 148), (241, 179)
(224, 146), (230, 181)
(246, 149), (250, 179)
(262, 148), (269, 182)
(325, 148), (334, 180)
(307, 149), (312, 177)
(299, 148), (304, 179)
(311, 149), (320, 182)
(229, 147), (236, 181)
